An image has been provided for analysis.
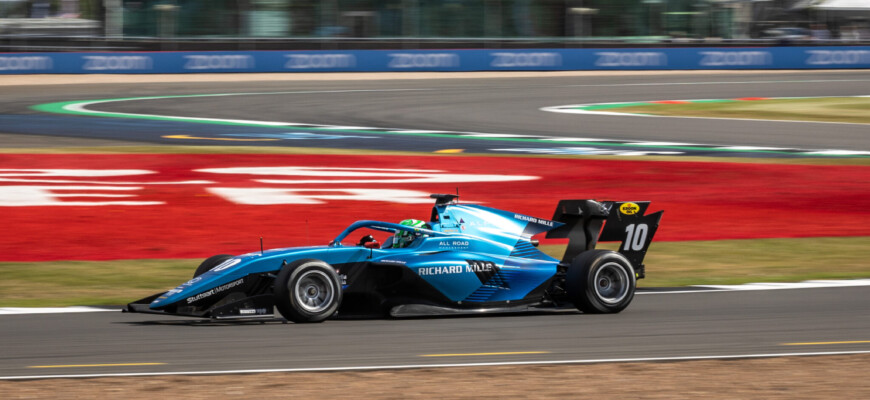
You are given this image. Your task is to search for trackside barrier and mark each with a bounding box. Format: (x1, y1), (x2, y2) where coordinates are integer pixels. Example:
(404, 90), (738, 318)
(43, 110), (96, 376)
(1, 47), (869, 74)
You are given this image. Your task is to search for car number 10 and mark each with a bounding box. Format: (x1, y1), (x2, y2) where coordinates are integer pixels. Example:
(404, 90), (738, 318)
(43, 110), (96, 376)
(624, 223), (649, 251)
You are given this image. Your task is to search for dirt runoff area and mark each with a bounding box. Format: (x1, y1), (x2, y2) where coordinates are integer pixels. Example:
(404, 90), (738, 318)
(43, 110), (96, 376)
(3, 354), (869, 399)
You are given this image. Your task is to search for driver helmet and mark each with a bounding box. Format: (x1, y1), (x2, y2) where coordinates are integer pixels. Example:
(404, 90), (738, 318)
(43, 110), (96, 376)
(392, 219), (430, 248)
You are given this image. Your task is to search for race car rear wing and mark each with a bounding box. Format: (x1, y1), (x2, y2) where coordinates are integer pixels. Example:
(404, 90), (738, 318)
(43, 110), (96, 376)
(545, 200), (663, 277)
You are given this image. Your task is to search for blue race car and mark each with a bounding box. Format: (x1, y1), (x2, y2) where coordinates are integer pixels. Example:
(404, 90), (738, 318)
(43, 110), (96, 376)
(126, 194), (662, 322)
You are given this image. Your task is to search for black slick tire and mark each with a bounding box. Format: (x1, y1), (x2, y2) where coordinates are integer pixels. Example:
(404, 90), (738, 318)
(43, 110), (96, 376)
(193, 254), (234, 278)
(566, 250), (636, 314)
(274, 259), (343, 323)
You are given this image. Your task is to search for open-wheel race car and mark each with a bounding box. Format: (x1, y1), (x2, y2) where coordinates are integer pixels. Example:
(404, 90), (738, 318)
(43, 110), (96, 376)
(126, 194), (663, 322)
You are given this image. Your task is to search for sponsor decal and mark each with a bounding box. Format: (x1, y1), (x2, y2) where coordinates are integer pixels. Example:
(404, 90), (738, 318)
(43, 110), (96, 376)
(620, 202), (640, 215)
(467, 260), (509, 288)
(0, 56), (52, 71)
(284, 54), (356, 69)
(418, 265), (464, 276)
(184, 55), (254, 70)
(417, 261), (505, 283)
(82, 55), (153, 71)
(466, 260), (494, 273)
(700, 51), (772, 67)
(238, 308), (270, 315)
(186, 278), (245, 304)
(806, 50), (870, 65)
(181, 277), (202, 287)
(437, 240), (470, 249)
(513, 213), (554, 227)
(595, 52), (667, 67)
(210, 258), (240, 273)
(388, 53), (459, 69)
(490, 52), (561, 68)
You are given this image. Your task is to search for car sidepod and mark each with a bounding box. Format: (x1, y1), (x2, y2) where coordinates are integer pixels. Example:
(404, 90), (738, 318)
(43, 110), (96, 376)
(333, 237), (559, 316)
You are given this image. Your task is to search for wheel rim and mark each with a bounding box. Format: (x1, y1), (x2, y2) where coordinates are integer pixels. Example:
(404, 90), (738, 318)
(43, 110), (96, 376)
(593, 262), (629, 305)
(292, 269), (334, 313)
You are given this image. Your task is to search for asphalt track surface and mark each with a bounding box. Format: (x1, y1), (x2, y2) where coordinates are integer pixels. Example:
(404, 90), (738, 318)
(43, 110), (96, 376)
(1, 70), (869, 156)
(2, 70), (870, 379)
(2, 286), (870, 378)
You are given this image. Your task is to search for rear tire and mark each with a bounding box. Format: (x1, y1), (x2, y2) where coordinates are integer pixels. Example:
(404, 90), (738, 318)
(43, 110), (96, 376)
(193, 254), (234, 278)
(274, 259), (342, 323)
(566, 250), (636, 314)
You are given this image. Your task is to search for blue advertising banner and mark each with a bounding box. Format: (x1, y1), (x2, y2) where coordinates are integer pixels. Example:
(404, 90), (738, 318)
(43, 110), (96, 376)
(1, 47), (868, 74)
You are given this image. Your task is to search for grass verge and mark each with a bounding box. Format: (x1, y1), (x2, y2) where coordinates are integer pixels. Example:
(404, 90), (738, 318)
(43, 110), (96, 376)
(616, 97), (870, 124)
(541, 236), (870, 287)
(1, 237), (868, 307)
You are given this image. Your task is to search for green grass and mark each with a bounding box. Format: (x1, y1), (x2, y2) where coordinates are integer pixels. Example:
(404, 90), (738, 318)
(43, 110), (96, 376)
(649, 237), (870, 286)
(544, 236), (870, 287)
(1, 237), (868, 307)
(616, 97), (870, 124)
(0, 259), (198, 307)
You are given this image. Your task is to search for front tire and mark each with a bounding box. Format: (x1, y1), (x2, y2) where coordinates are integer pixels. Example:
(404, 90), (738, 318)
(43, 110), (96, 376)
(274, 259), (342, 323)
(193, 254), (234, 278)
(566, 250), (636, 314)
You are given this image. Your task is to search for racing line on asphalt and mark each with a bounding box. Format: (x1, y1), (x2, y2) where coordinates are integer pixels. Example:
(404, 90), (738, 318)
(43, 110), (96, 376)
(25, 86), (870, 158)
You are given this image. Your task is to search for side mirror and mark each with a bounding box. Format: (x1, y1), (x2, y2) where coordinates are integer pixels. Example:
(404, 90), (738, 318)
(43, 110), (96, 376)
(357, 234), (377, 247)
(364, 241), (379, 249)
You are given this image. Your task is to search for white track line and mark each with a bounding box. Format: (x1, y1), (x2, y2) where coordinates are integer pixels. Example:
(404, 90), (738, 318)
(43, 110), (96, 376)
(0, 307), (113, 315)
(696, 279), (870, 291)
(3, 279), (869, 315)
(3, 350), (870, 380)
(638, 279), (870, 294)
(541, 95), (870, 128)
